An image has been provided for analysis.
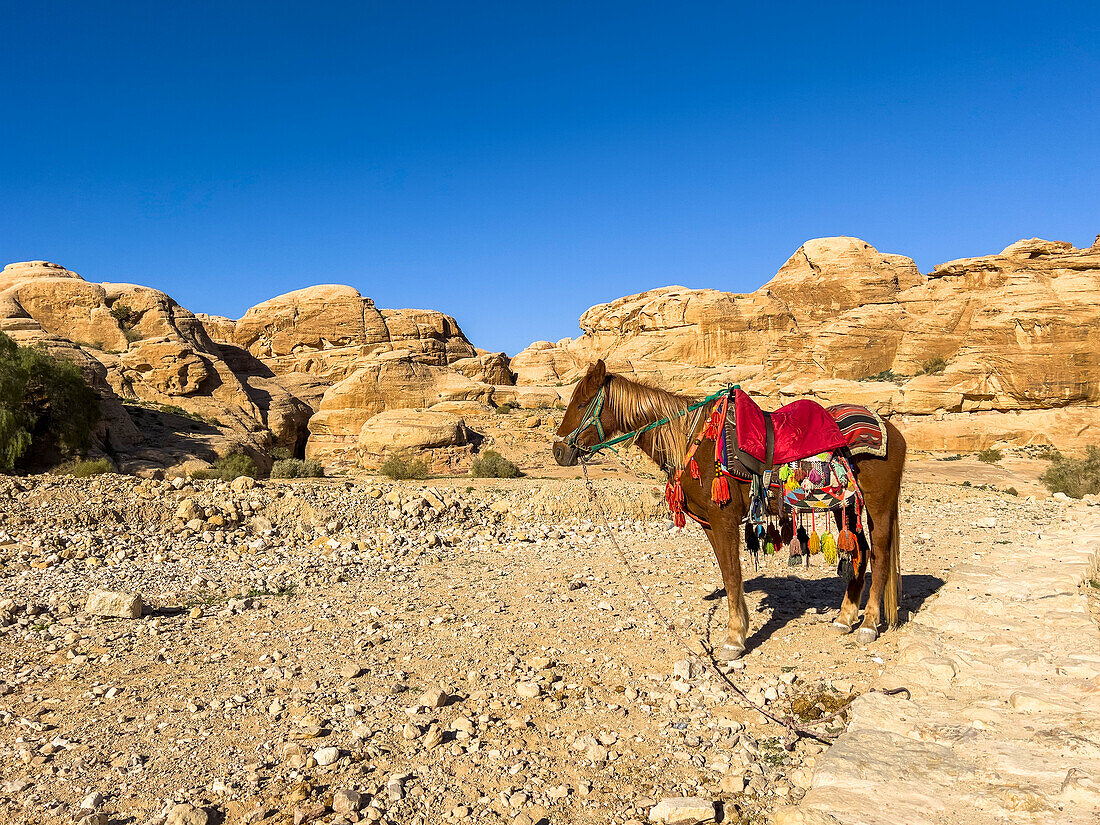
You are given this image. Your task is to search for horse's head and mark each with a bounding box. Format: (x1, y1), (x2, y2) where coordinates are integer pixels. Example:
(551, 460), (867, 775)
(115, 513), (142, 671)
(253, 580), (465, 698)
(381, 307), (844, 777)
(553, 359), (612, 466)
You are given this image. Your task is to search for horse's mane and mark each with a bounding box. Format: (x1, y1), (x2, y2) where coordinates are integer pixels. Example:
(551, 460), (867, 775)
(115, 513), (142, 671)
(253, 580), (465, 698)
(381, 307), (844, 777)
(605, 373), (696, 470)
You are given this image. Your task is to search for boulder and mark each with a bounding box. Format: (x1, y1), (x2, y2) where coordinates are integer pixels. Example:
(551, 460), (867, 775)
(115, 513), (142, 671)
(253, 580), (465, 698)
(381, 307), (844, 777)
(357, 409), (468, 456)
(305, 360), (491, 466)
(85, 590), (143, 619)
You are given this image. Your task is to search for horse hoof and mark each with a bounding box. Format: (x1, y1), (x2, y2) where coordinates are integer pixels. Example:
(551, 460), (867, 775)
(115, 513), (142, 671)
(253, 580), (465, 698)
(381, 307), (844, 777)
(830, 621), (853, 636)
(857, 627), (879, 646)
(717, 643), (745, 661)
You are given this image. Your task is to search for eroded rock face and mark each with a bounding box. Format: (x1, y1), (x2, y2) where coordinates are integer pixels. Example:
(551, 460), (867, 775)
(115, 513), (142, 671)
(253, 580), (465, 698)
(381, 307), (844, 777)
(512, 236), (1100, 450)
(232, 285), (390, 358)
(305, 361), (492, 466)
(357, 409), (469, 457)
(0, 265), (512, 471)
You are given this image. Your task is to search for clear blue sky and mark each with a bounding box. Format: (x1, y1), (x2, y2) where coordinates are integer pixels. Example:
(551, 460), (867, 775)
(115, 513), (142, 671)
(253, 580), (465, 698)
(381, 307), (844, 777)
(3, 2), (1098, 355)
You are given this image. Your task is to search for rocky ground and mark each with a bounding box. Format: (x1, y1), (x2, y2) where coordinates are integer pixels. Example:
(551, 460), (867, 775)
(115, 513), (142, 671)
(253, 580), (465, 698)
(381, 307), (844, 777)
(0, 443), (1096, 825)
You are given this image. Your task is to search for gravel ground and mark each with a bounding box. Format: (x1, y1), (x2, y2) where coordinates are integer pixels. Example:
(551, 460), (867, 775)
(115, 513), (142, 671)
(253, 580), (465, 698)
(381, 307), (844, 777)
(0, 462), (1093, 825)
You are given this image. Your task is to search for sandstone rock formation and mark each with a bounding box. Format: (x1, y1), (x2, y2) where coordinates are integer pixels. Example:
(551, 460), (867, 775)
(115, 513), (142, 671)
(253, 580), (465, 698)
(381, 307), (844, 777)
(356, 409), (470, 459)
(0, 264), (510, 473)
(4, 231), (1096, 472)
(511, 236), (1100, 451)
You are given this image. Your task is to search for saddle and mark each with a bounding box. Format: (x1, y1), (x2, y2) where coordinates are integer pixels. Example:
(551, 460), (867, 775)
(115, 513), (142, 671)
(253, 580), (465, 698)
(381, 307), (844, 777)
(731, 389), (849, 475)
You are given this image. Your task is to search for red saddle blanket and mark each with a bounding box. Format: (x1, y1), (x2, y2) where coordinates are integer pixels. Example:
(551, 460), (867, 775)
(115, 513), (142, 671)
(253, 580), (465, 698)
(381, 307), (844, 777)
(733, 389), (850, 466)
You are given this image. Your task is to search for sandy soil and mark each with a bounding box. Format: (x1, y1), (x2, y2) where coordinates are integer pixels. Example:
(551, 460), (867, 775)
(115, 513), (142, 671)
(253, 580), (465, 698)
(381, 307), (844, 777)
(0, 413), (1087, 825)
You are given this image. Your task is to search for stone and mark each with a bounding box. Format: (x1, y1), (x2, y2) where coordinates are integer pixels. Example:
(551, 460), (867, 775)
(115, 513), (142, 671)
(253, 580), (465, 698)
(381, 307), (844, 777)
(422, 724), (443, 749)
(419, 685), (448, 708)
(165, 804), (209, 825)
(648, 797), (716, 824)
(230, 475), (255, 493)
(312, 746), (340, 766)
(332, 789), (363, 813)
(85, 590), (143, 619)
(515, 681), (541, 698)
(340, 663), (363, 679)
(720, 772), (746, 794)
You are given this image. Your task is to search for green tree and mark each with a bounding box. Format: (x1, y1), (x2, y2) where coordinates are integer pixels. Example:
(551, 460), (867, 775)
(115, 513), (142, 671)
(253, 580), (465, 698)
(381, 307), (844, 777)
(0, 333), (33, 468)
(0, 331), (101, 470)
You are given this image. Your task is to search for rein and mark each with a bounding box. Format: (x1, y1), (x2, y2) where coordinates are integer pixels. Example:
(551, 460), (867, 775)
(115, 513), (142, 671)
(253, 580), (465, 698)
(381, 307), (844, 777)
(562, 385), (732, 455)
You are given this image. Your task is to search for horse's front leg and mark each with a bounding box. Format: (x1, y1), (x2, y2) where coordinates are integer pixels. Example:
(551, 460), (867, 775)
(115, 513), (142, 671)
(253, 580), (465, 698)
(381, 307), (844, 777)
(703, 517), (750, 660)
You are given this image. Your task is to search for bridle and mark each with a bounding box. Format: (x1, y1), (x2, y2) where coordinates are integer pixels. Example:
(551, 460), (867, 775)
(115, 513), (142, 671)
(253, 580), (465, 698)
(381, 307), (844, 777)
(554, 382), (607, 453)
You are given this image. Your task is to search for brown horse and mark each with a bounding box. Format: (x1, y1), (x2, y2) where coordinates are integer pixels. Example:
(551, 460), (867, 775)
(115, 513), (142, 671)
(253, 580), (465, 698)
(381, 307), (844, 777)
(553, 360), (905, 660)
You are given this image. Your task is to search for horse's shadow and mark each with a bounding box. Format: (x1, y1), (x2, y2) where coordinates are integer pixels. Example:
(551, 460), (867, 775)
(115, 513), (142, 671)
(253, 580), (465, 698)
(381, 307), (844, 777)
(704, 572), (945, 651)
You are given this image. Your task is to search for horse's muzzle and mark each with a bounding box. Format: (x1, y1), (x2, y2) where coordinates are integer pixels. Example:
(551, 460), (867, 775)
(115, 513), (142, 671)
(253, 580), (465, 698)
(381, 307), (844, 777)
(552, 439), (580, 467)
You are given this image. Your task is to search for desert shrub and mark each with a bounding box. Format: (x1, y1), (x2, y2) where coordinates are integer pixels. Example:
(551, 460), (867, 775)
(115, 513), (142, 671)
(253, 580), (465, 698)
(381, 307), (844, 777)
(1040, 447), (1100, 499)
(194, 451), (259, 481)
(920, 356), (947, 375)
(977, 447), (1003, 464)
(57, 458), (112, 477)
(215, 451), (258, 480)
(271, 458), (324, 479)
(109, 302), (141, 342)
(158, 403), (191, 418)
(470, 450), (521, 479)
(380, 454), (430, 480)
(0, 331), (101, 470)
(270, 446), (293, 461)
(860, 369), (906, 384)
(494, 403), (515, 415)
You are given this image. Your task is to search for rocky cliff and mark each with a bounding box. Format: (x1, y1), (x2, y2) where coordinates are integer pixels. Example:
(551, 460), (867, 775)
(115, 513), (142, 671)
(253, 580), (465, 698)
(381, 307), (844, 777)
(0, 264), (514, 473)
(511, 236), (1100, 451)
(3, 233), (1096, 473)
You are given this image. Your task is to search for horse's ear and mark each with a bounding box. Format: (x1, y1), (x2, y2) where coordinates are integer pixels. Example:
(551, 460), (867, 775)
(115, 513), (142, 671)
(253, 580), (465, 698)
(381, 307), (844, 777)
(584, 359), (607, 389)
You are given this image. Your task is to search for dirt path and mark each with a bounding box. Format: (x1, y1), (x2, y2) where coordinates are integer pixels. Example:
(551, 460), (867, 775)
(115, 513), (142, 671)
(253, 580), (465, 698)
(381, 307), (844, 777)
(1, 454), (1090, 825)
(775, 511), (1100, 825)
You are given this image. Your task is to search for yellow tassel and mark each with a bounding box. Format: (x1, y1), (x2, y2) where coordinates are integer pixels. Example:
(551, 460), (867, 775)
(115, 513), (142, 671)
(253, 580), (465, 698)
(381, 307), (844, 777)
(808, 531), (821, 555)
(822, 532), (838, 565)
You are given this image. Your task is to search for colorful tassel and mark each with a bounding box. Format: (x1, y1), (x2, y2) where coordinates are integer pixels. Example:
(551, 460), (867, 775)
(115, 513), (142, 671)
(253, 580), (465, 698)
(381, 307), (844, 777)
(665, 479), (686, 528)
(822, 532), (838, 565)
(744, 522), (760, 552)
(764, 523), (781, 555)
(712, 473), (730, 505)
(787, 536), (803, 566)
(688, 457), (700, 480)
(837, 528), (858, 553)
(837, 555), (855, 582)
(808, 530), (821, 555)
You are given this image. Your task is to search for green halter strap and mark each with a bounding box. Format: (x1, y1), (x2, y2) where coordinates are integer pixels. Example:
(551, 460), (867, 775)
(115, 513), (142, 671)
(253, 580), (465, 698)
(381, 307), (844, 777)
(577, 386), (733, 455)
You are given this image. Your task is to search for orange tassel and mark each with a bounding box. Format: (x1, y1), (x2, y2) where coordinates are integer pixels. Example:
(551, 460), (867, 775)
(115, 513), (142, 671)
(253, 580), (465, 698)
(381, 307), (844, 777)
(837, 528), (857, 553)
(688, 457), (700, 480)
(665, 478), (686, 528)
(712, 473), (730, 504)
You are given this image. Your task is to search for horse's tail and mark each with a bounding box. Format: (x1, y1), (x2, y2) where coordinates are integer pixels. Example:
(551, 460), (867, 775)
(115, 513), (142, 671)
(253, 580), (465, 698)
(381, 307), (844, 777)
(885, 513), (902, 627)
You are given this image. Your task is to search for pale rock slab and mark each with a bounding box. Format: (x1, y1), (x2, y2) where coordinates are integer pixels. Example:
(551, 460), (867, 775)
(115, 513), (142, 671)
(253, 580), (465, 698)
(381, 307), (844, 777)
(85, 590), (143, 619)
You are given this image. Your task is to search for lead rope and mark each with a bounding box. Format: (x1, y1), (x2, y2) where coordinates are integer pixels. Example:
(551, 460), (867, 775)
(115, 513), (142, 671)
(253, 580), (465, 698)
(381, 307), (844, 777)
(579, 458), (909, 749)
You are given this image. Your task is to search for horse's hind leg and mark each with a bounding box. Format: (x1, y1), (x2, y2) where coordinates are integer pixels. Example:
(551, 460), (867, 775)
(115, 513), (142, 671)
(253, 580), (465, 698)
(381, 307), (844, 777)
(832, 506), (868, 635)
(833, 544), (869, 635)
(857, 508), (896, 644)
